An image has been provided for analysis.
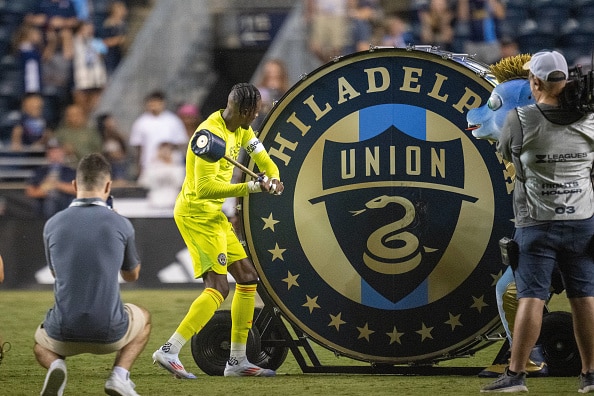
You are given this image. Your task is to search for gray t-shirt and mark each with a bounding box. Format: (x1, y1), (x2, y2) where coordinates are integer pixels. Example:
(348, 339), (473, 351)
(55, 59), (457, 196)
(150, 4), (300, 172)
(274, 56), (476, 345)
(42, 198), (140, 343)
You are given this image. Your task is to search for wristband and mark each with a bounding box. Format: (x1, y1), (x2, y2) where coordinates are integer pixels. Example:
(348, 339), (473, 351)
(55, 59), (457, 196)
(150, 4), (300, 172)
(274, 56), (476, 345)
(247, 180), (262, 193)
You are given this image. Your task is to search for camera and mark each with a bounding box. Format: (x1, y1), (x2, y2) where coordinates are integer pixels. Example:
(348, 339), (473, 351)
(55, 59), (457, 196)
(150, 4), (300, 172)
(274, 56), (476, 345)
(561, 60), (594, 114)
(106, 195), (114, 209)
(499, 237), (519, 270)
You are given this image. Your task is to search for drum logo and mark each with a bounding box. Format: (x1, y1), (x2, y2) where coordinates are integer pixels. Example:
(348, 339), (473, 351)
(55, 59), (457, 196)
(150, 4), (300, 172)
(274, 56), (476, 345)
(243, 49), (514, 363)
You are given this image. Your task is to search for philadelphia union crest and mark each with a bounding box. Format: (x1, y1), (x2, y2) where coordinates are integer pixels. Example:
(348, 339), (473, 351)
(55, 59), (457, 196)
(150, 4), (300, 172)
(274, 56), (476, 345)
(242, 48), (514, 364)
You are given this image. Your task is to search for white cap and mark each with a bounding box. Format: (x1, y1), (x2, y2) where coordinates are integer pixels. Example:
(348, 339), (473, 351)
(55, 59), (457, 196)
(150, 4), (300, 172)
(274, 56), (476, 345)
(523, 50), (568, 82)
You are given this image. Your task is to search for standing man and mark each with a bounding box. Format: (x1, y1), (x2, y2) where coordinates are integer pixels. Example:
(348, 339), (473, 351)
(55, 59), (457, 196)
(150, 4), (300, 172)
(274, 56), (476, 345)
(152, 83), (284, 378)
(128, 91), (188, 179)
(25, 139), (76, 219)
(481, 51), (594, 393)
(456, 0), (506, 65)
(34, 153), (151, 396)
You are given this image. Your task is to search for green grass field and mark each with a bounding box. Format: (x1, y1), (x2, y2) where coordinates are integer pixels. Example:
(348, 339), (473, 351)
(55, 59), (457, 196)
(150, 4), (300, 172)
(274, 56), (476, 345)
(0, 288), (584, 395)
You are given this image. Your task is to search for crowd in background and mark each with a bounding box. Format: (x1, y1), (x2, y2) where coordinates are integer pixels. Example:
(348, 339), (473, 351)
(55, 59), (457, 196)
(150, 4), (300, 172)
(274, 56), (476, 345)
(2, 0), (594, 218)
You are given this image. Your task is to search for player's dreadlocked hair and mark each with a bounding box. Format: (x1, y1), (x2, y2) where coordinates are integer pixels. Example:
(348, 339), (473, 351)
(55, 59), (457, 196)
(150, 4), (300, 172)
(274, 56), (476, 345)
(231, 83), (261, 115)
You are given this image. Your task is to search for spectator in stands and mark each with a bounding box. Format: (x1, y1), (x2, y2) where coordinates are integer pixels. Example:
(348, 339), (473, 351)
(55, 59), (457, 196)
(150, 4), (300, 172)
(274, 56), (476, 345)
(12, 23), (44, 94)
(346, 0), (382, 53)
(25, 0), (78, 61)
(99, 0), (128, 77)
(253, 58), (290, 130)
(72, 20), (108, 117)
(138, 141), (185, 210)
(306, 0), (351, 62)
(54, 104), (102, 167)
(11, 93), (53, 151)
(499, 36), (520, 61)
(70, 0), (90, 21)
(25, 138), (76, 219)
(128, 91), (187, 179)
(97, 113), (130, 186)
(176, 103), (202, 141)
(456, 0), (506, 65)
(418, 0), (454, 51)
(41, 26), (74, 129)
(381, 13), (415, 48)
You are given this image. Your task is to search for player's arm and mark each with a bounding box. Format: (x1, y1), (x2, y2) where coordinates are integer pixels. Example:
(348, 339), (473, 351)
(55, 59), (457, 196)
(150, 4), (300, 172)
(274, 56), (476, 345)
(244, 134), (283, 195)
(121, 264), (141, 282)
(120, 224), (141, 282)
(194, 156), (250, 198)
(0, 254), (4, 283)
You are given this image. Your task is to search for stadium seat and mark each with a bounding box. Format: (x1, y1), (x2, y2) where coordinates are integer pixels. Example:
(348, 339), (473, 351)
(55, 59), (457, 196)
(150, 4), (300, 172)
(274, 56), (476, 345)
(515, 19), (557, 55)
(572, 0), (594, 18)
(0, 25), (12, 57)
(0, 69), (24, 110)
(531, 0), (571, 33)
(498, 3), (530, 39)
(558, 20), (594, 66)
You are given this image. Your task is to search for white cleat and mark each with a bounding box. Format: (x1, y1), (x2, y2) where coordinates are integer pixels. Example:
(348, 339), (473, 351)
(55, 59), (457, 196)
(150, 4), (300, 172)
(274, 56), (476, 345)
(224, 359), (276, 377)
(152, 349), (197, 379)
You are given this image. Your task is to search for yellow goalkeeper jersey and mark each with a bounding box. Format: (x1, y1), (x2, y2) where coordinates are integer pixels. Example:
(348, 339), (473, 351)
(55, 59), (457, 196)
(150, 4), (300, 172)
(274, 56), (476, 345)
(174, 110), (280, 217)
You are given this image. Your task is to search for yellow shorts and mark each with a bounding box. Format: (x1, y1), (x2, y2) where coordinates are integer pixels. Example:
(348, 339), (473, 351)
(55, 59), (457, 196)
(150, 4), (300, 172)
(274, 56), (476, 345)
(34, 304), (147, 356)
(175, 211), (247, 278)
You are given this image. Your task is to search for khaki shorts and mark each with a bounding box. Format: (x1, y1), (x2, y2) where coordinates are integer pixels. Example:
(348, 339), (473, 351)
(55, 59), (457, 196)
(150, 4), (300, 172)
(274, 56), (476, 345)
(34, 304), (146, 357)
(175, 211), (247, 278)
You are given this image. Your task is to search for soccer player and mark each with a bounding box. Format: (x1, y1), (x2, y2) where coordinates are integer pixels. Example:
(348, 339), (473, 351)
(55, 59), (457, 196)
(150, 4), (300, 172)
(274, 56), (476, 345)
(152, 83), (284, 378)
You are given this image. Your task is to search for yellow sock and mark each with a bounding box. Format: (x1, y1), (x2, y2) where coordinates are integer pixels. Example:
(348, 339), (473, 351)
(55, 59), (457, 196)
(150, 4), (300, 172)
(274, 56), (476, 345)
(175, 287), (224, 340)
(230, 283), (257, 346)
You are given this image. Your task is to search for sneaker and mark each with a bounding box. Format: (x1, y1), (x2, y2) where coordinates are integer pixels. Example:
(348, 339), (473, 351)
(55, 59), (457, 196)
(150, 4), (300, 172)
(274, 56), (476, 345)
(224, 359), (276, 377)
(579, 371), (594, 393)
(152, 348), (197, 379)
(104, 373), (139, 396)
(480, 368), (528, 393)
(41, 359), (67, 396)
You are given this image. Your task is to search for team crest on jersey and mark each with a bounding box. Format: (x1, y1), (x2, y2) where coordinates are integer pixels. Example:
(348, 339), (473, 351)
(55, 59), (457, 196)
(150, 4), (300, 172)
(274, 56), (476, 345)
(217, 253), (227, 266)
(242, 48), (514, 364)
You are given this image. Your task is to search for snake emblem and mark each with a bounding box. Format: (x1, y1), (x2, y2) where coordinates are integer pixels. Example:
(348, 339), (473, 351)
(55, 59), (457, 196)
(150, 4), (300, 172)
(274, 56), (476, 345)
(351, 195), (437, 275)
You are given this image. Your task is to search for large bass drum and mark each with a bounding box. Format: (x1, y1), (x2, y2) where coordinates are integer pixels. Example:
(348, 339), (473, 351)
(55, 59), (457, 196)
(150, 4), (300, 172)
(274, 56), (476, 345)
(241, 47), (514, 364)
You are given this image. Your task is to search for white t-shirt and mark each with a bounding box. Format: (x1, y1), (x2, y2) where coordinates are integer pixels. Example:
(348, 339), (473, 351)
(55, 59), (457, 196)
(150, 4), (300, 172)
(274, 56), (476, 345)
(129, 110), (188, 171)
(138, 161), (185, 209)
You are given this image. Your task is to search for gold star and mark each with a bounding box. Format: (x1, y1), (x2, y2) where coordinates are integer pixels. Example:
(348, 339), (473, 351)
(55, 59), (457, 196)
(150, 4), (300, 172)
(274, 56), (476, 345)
(282, 271), (299, 290)
(471, 295), (488, 313)
(386, 326), (404, 345)
(268, 243), (286, 261)
(302, 295), (320, 313)
(262, 213), (279, 232)
(356, 322), (375, 341)
(416, 322), (434, 341)
(490, 270), (503, 286)
(328, 312), (346, 331)
(445, 313), (462, 331)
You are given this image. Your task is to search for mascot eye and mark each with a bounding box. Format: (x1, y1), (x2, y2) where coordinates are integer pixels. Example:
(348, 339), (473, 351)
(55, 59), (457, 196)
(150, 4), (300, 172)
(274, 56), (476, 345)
(487, 94), (502, 111)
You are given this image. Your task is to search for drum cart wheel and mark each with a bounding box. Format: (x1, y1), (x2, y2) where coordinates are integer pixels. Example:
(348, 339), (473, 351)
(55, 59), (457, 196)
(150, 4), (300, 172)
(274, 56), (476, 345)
(537, 311), (581, 377)
(190, 310), (261, 376)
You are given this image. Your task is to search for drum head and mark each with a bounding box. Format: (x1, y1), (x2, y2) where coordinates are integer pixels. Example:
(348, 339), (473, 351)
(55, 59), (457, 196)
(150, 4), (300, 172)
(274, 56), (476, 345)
(242, 48), (513, 364)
